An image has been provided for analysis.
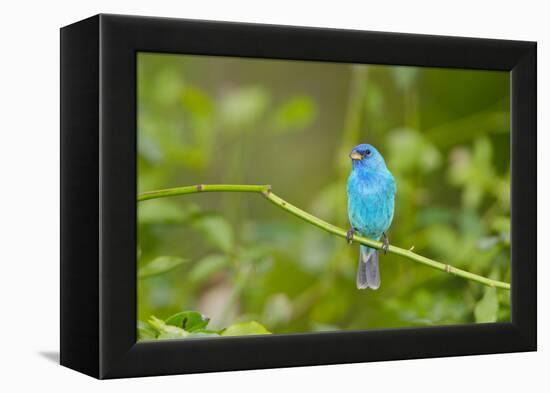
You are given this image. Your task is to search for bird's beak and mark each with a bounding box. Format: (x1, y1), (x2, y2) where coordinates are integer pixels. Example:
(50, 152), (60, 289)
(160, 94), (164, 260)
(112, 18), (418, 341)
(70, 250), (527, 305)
(350, 151), (363, 160)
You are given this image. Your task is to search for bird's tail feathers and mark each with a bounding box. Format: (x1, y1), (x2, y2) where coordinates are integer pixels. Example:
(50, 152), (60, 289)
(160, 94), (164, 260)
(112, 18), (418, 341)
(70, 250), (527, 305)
(357, 245), (380, 290)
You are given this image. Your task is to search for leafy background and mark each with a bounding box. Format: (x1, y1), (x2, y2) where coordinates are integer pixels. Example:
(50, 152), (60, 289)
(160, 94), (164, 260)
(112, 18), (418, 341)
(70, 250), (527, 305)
(137, 53), (510, 339)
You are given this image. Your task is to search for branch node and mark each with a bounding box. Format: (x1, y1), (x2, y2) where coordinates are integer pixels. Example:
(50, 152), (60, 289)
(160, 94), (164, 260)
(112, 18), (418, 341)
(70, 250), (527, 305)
(444, 264), (451, 273)
(261, 185), (273, 198)
(197, 184), (203, 192)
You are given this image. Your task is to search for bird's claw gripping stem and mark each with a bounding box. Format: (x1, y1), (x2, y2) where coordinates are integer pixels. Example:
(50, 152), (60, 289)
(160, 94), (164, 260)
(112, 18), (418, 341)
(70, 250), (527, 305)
(382, 232), (389, 255)
(346, 228), (355, 244)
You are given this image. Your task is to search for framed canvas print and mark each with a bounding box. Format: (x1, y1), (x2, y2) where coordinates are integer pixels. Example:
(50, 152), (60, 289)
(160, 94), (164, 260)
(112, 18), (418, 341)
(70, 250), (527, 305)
(60, 14), (536, 379)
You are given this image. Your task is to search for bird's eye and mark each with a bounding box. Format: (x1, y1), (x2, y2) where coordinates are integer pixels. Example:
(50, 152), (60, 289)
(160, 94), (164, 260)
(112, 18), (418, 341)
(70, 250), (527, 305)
(365, 149), (372, 156)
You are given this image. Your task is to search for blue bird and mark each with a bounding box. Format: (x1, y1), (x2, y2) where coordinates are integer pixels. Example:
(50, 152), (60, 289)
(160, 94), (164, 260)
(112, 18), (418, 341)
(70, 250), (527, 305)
(347, 144), (396, 290)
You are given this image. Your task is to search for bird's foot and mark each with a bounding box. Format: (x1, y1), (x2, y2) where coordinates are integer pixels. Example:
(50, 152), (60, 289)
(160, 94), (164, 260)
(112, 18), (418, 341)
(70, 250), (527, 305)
(346, 228), (355, 244)
(382, 232), (389, 255)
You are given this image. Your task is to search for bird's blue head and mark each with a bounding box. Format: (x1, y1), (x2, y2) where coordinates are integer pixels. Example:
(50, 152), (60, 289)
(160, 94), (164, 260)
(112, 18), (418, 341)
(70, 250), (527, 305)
(349, 143), (389, 173)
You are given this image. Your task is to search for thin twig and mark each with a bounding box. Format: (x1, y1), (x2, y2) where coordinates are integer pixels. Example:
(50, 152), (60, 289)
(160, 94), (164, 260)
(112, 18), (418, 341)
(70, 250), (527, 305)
(138, 184), (510, 290)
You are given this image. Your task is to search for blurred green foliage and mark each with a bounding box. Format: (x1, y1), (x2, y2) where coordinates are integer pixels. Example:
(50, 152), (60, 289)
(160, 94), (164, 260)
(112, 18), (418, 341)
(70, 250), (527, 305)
(137, 53), (510, 338)
(138, 310), (270, 340)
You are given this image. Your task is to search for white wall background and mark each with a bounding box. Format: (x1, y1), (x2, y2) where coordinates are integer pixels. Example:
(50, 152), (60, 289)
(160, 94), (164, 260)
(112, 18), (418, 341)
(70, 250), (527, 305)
(0, 0), (546, 391)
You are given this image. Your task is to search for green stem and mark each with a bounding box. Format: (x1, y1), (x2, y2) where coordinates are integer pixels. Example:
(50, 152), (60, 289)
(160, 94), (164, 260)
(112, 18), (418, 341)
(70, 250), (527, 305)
(138, 184), (510, 290)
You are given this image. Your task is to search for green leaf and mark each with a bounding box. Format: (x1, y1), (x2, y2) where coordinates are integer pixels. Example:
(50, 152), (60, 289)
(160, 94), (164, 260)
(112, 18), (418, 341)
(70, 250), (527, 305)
(181, 85), (213, 118)
(192, 215), (234, 253)
(142, 314), (270, 340)
(475, 287), (499, 323)
(192, 328), (222, 335)
(219, 87), (269, 131)
(188, 330), (221, 338)
(165, 311), (210, 332)
(221, 321), (271, 336)
(138, 256), (187, 279)
(387, 128), (442, 174)
(272, 96), (316, 133)
(153, 68), (184, 106)
(147, 316), (189, 339)
(137, 320), (157, 341)
(189, 254), (228, 283)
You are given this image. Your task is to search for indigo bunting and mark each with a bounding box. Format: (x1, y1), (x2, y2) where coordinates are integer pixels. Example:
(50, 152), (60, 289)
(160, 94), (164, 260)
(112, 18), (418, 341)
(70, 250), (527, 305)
(347, 144), (396, 290)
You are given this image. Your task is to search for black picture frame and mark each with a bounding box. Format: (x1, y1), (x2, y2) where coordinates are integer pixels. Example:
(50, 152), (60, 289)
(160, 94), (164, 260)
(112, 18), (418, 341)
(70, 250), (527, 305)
(60, 14), (537, 379)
